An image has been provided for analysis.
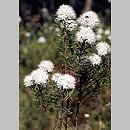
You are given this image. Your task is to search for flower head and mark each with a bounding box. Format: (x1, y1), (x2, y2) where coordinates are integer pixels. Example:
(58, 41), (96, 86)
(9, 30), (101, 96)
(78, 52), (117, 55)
(96, 34), (102, 40)
(38, 36), (46, 44)
(38, 60), (54, 72)
(25, 32), (31, 37)
(55, 28), (60, 32)
(77, 10), (100, 28)
(88, 53), (101, 65)
(96, 42), (111, 56)
(31, 69), (48, 85)
(84, 114), (90, 118)
(56, 4), (76, 21)
(52, 73), (63, 83)
(76, 26), (96, 44)
(24, 74), (33, 87)
(41, 8), (49, 17)
(52, 73), (76, 89)
(104, 29), (110, 35)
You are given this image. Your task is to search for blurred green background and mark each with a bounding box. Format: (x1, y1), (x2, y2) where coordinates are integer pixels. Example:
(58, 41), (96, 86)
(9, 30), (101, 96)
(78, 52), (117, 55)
(19, 0), (111, 130)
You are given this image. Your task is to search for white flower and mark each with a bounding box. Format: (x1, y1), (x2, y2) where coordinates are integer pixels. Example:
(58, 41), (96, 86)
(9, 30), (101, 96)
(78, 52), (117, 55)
(76, 26), (96, 44)
(88, 53), (102, 65)
(96, 42), (110, 56)
(61, 20), (78, 31)
(56, 4), (76, 21)
(52, 73), (76, 89)
(104, 29), (110, 35)
(31, 69), (48, 85)
(24, 74), (33, 87)
(84, 114), (90, 118)
(25, 32), (31, 37)
(55, 28), (60, 32)
(77, 10), (100, 28)
(38, 36), (46, 44)
(97, 28), (103, 34)
(60, 74), (76, 89)
(96, 34), (102, 40)
(38, 60), (54, 72)
(42, 8), (49, 17)
(52, 73), (63, 83)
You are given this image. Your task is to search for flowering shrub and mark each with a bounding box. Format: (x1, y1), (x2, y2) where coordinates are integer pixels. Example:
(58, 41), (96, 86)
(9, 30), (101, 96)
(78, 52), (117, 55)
(24, 4), (111, 130)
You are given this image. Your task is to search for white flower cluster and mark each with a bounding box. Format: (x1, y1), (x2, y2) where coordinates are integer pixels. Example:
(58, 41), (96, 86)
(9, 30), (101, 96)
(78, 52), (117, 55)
(56, 4), (76, 21)
(76, 26), (96, 44)
(96, 34), (102, 41)
(55, 4), (111, 66)
(52, 73), (62, 83)
(76, 11), (99, 44)
(24, 60), (76, 90)
(56, 5), (77, 31)
(96, 42), (111, 56)
(25, 32), (31, 37)
(24, 74), (33, 87)
(84, 113), (90, 118)
(37, 36), (46, 44)
(104, 29), (110, 35)
(24, 60), (54, 87)
(87, 41), (110, 65)
(38, 60), (54, 72)
(88, 53), (102, 65)
(52, 73), (76, 89)
(77, 11), (100, 28)
(24, 69), (48, 87)
(75, 9), (110, 66)
(31, 69), (48, 85)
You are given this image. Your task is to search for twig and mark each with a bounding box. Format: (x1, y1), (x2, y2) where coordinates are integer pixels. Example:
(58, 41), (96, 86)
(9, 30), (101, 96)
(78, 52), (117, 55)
(75, 75), (82, 130)
(53, 118), (61, 130)
(80, 92), (99, 108)
(65, 98), (70, 130)
(80, 80), (100, 107)
(75, 41), (85, 130)
(59, 88), (64, 130)
(81, 70), (105, 93)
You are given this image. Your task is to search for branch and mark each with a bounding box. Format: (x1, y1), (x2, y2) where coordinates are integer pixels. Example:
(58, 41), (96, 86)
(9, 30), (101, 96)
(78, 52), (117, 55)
(80, 80), (101, 107)
(80, 85), (99, 101)
(81, 70), (105, 93)
(80, 92), (99, 108)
